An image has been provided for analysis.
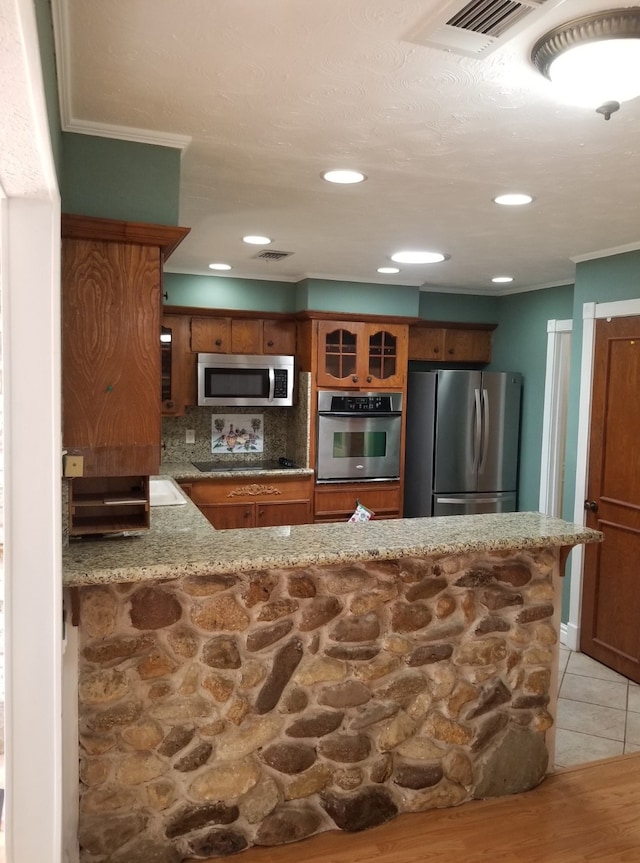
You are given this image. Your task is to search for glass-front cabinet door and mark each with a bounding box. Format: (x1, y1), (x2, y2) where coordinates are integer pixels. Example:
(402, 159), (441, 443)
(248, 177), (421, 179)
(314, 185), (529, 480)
(316, 320), (408, 388)
(316, 321), (364, 387)
(366, 325), (407, 388)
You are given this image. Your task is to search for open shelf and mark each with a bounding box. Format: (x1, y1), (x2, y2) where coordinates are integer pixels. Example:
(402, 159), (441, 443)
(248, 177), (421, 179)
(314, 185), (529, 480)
(69, 476), (150, 536)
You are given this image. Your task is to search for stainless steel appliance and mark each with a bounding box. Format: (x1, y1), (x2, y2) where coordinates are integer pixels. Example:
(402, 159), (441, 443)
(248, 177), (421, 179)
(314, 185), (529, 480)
(197, 354), (294, 407)
(316, 390), (403, 482)
(404, 370), (522, 517)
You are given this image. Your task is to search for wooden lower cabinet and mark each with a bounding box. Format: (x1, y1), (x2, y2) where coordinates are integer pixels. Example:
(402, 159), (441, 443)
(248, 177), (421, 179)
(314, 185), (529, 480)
(314, 481), (402, 523)
(182, 476), (313, 529)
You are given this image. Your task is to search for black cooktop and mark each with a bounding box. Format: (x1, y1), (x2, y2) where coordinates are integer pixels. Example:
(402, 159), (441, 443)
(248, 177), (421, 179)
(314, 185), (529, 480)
(192, 458), (298, 473)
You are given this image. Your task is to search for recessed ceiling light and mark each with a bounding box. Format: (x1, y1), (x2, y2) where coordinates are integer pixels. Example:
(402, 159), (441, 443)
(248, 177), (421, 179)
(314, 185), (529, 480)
(321, 169), (367, 184)
(378, 267), (400, 274)
(492, 276), (514, 283)
(243, 235), (271, 245)
(391, 250), (446, 264)
(209, 263), (232, 271)
(493, 193), (533, 206)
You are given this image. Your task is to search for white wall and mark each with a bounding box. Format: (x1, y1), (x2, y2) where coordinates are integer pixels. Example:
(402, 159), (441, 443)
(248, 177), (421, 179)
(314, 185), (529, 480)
(0, 0), (63, 860)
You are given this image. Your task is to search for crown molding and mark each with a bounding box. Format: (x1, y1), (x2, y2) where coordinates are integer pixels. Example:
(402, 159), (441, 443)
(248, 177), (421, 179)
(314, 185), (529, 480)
(52, 0), (190, 152)
(571, 240), (640, 264)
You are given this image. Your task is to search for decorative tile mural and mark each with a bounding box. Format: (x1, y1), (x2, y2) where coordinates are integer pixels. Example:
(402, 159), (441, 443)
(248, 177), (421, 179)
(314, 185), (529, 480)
(211, 414), (264, 453)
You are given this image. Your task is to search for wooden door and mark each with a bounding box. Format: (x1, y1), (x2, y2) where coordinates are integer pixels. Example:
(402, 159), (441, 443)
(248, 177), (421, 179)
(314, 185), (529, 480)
(580, 315), (640, 681)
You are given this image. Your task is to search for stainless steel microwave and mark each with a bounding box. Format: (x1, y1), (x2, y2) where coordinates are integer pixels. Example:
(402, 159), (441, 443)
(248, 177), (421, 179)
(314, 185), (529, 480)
(197, 354), (295, 407)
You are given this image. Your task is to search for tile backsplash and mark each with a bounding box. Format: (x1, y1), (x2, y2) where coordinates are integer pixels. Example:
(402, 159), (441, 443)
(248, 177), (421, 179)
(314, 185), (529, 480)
(161, 372), (311, 467)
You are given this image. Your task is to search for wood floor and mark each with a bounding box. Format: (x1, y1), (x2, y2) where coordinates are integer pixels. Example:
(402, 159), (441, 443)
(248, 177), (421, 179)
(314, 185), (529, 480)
(238, 753), (640, 863)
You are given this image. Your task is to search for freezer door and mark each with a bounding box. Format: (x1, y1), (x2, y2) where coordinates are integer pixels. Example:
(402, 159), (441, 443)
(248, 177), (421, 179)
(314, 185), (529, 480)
(432, 491), (517, 516)
(477, 372), (522, 493)
(433, 370), (482, 493)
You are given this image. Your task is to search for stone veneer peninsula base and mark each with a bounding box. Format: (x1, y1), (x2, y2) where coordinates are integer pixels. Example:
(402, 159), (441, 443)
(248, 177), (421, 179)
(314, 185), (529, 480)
(64, 510), (600, 863)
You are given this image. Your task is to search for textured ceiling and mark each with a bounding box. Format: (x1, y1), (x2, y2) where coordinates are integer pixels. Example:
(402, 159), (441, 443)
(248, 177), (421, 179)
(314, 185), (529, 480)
(53, 0), (640, 294)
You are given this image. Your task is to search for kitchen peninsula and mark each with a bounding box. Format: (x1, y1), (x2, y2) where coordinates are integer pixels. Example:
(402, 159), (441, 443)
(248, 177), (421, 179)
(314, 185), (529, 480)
(63, 487), (600, 863)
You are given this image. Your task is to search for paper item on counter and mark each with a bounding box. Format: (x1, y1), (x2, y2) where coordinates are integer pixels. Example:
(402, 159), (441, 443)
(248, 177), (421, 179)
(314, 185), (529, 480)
(348, 501), (374, 522)
(211, 414), (264, 453)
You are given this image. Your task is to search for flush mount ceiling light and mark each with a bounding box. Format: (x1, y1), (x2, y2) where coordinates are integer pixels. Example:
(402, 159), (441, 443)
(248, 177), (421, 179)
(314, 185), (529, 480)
(493, 193), (533, 206)
(321, 169), (367, 184)
(492, 276), (514, 283)
(532, 8), (640, 119)
(242, 235), (271, 245)
(209, 263), (232, 271)
(391, 250), (447, 264)
(378, 267), (400, 274)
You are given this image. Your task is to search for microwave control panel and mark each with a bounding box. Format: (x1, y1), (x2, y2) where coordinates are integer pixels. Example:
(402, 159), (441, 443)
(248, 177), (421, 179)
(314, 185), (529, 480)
(274, 369), (289, 398)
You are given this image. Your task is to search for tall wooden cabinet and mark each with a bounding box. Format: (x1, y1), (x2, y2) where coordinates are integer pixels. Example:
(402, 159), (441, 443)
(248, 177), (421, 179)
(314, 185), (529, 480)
(62, 215), (189, 534)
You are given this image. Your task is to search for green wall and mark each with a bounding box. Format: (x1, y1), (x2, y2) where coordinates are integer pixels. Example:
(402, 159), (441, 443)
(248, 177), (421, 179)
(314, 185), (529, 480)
(35, 0), (62, 179)
(302, 279), (419, 317)
(61, 132), (181, 224)
(164, 273), (298, 313)
(165, 274), (421, 317)
(418, 290), (500, 323)
(490, 285), (574, 515)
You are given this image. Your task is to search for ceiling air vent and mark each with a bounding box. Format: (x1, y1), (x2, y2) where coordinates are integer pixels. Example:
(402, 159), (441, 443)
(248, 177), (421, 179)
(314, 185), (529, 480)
(253, 250), (293, 262)
(405, 0), (558, 58)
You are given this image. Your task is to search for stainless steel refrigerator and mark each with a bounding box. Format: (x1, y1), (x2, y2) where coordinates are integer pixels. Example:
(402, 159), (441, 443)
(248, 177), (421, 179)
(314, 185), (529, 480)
(403, 370), (522, 517)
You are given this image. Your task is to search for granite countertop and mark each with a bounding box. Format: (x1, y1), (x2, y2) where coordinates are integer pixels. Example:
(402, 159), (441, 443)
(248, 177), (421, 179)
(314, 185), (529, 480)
(161, 461), (315, 481)
(62, 477), (602, 587)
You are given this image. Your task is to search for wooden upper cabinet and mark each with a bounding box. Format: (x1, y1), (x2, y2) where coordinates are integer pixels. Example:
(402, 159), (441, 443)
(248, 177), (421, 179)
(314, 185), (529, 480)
(316, 320), (407, 388)
(408, 327), (445, 361)
(161, 313), (197, 416)
(409, 323), (495, 364)
(190, 315), (296, 355)
(191, 316), (231, 352)
(263, 319), (296, 355)
(62, 214), (189, 477)
(443, 328), (492, 363)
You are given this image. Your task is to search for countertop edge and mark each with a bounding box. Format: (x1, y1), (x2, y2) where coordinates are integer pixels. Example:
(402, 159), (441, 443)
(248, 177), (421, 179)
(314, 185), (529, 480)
(63, 508), (602, 587)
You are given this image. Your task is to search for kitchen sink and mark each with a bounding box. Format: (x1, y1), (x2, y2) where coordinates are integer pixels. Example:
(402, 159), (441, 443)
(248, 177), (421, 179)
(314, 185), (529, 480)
(149, 477), (187, 506)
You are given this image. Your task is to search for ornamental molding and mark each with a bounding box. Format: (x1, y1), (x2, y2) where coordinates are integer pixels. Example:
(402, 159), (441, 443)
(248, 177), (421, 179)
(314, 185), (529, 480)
(227, 484), (283, 498)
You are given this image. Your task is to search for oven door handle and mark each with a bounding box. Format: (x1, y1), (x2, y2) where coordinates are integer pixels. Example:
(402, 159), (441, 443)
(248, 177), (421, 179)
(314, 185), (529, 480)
(318, 411), (403, 418)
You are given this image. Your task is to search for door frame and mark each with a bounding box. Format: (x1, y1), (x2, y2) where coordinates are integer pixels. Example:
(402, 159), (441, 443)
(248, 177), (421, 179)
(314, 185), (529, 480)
(566, 298), (640, 650)
(539, 319), (572, 517)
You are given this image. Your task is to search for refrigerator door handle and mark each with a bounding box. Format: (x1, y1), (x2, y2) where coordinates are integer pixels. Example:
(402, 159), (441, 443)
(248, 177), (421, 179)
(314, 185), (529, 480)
(473, 388), (482, 474)
(435, 496), (500, 504)
(479, 388), (490, 474)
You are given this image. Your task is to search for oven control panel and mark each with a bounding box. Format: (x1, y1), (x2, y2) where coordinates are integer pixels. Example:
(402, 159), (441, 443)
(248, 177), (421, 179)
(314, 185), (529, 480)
(318, 390), (403, 414)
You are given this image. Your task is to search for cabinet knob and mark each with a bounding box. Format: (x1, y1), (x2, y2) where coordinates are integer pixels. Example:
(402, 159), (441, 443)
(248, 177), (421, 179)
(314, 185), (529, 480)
(433, 347), (439, 354)
(448, 348), (455, 354)
(244, 509), (251, 518)
(215, 338), (222, 347)
(267, 340), (274, 347)
(165, 400), (174, 410)
(258, 509), (265, 517)
(366, 376), (372, 383)
(352, 375), (359, 383)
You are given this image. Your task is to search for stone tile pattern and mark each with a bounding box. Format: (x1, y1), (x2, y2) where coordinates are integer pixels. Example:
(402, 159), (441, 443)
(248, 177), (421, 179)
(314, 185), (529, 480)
(76, 548), (558, 862)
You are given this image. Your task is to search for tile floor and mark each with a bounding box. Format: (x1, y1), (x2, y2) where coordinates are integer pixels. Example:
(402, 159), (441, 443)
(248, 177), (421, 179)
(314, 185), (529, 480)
(555, 643), (640, 768)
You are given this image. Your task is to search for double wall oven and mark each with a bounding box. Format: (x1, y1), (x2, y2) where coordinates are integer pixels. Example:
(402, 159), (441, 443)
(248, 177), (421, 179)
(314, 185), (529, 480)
(316, 390), (403, 482)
